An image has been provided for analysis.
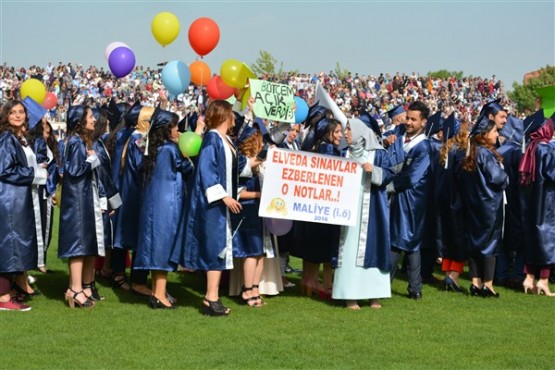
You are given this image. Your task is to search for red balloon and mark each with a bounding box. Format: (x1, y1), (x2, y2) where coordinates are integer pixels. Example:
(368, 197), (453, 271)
(189, 60), (211, 86)
(188, 17), (220, 57)
(42, 92), (58, 110)
(207, 76), (236, 100)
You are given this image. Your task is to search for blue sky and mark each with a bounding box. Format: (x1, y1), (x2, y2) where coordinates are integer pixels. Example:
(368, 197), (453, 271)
(1, 0), (553, 89)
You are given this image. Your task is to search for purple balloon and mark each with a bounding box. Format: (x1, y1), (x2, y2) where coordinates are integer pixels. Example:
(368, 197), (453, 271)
(263, 218), (293, 236)
(108, 46), (136, 78)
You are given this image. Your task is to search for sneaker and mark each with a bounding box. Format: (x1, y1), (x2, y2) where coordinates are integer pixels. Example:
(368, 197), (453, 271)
(0, 299), (32, 311)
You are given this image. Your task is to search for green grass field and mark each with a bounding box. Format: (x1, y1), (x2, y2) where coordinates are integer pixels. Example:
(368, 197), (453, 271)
(1, 210), (554, 369)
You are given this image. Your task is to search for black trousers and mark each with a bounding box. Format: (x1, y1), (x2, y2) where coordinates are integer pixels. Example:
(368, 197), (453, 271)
(390, 247), (422, 294)
(468, 254), (496, 282)
(111, 248), (148, 285)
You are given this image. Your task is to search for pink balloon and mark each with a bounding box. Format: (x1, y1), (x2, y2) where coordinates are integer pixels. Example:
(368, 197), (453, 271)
(263, 218), (293, 236)
(104, 41), (130, 61)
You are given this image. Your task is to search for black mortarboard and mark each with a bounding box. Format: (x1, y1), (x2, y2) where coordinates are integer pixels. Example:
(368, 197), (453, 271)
(150, 108), (177, 131)
(124, 100), (142, 127)
(470, 115), (493, 136)
(106, 99), (122, 131)
(441, 112), (460, 142)
(477, 98), (505, 122)
(523, 109), (546, 138)
(359, 109), (381, 138)
(386, 105), (405, 119)
(424, 111), (443, 137)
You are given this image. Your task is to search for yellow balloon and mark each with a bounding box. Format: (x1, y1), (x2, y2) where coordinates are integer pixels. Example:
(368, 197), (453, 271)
(220, 59), (245, 89)
(151, 12), (180, 47)
(20, 78), (46, 104)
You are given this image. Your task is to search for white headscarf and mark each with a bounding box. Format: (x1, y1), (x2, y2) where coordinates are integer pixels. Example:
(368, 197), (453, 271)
(348, 118), (384, 158)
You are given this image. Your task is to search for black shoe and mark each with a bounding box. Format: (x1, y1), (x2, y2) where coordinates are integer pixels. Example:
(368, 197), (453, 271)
(408, 291), (422, 300)
(12, 283), (41, 301)
(470, 284), (483, 297)
(82, 281), (105, 301)
(202, 298), (230, 316)
(444, 276), (463, 293)
(481, 285), (500, 298)
(148, 295), (175, 309)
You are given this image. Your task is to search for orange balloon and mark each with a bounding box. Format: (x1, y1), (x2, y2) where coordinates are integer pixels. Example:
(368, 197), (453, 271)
(189, 60), (211, 86)
(188, 17), (220, 57)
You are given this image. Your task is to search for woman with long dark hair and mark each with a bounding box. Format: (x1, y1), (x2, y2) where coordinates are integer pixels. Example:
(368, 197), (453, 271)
(134, 109), (193, 309)
(0, 100), (46, 311)
(460, 117), (508, 297)
(58, 105), (104, 308)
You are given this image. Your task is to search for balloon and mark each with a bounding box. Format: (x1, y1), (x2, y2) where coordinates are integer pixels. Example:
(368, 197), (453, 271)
(263, 218), (293, 236)
(178, 131), (203, 157)
(189, 60), (211, 86)
(20, 78), (46, 104)
(188, 17), (220, 57)
(161, 61), (191, 96)
(42, 92), (58, 110)
(104, 41), (129, 61)
(108, 46), (136, 78)
(151, 12), (180, 47)
(220, 59), (246, 89)
(207, 75), (236, 100)
(294, 96), (309, 123)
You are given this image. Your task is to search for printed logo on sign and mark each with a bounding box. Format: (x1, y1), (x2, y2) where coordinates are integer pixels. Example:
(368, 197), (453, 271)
(266, 198), (288, 216)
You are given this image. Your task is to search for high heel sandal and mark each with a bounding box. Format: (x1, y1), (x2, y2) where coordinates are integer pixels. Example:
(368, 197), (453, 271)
(148, 295), (175, 310)
(522, 280), (536, 294)
(12, 283), (42, 301)
(252, 284), (265, 306)
(111, 273), (131, 291)
(202, 298), (230, 316)
(65, 288), (95, 309)
(240, 286), (259, 307)
(82, 281), (105, 301)
(535, 281), (555, 297)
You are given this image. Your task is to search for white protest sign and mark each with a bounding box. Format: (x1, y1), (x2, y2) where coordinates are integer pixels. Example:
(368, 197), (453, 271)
(259, 147), (362, 226)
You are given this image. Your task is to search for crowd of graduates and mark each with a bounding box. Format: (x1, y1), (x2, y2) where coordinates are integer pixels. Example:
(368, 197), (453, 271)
(1, 74), (554, 314)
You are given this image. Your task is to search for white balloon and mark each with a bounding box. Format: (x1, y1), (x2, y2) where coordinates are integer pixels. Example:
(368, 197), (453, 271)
(104, 41), (130, 61)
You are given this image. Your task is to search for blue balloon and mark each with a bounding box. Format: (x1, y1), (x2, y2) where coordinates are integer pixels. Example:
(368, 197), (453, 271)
(294, 96), (309, 123)
(161, 60), (191, 96)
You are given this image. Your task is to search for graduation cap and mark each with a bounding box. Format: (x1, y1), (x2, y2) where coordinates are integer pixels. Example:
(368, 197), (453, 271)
(477, 98), (505, 122)
(358, 109), (382, 138)
(67, 105), (86, 131)
(105, 99), (123, 131)
(124, 100), (142, 127)
(441, 112), (460, 142)
(305, 103), (332, 128)
(523, 109), (546, 139)
(150, 108), (177, 131)
(236, 124), (258, 146)
(21, 97), (47, 130)
(499, 114), (523, 143)
(470, 115), (493, 136)
(424, 111), (443, 138)
(386, 105), (405, 119)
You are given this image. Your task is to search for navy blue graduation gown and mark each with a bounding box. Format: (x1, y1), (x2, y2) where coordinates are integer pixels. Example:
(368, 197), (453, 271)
(135, 141), (194, 271)
(389, 136), (431, 252)
(360, 149), (395, 270)
(497, 141), (525, 254)
(231, 176), (264, 258)
(520, 143), (555, 265)
(174, 131), (241, 271)
(58, 135), (104, 258)
(459, 146), (508, 257)
(430, 146), (467, 261)
(113, 131), (144, 249)
(0, 132), (38, 272)
(291, 143), (341, 265)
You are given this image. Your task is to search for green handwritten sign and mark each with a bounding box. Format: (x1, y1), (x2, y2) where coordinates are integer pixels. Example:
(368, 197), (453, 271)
(250, 79), (295, 123)
(536, 85), (555, 118)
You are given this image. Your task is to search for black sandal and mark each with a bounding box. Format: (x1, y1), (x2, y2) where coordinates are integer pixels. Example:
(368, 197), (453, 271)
(111, 274), (130, 291)
(241, 286), (259, 307)
(252, 284), (265, 306)
(82, 281), (105, 301)
(202, 298), (230, 316)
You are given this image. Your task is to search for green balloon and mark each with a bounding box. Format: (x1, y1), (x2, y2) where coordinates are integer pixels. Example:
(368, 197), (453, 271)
(178, 131), (202, 157)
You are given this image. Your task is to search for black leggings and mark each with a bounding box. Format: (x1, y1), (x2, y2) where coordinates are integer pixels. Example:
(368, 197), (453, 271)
(468, 254), (496, 282)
